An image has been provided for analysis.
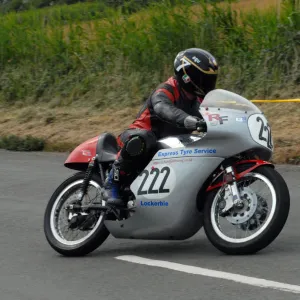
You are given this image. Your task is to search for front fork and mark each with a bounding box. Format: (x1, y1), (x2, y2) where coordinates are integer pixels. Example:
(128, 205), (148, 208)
(220, 166), (243, 215)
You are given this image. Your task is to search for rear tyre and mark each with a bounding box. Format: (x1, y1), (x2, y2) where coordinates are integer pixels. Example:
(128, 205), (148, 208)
(44, 172), (110, 257)
(203, 166), (290, 255)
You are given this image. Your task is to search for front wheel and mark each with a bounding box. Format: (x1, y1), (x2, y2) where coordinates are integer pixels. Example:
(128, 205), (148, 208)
(44, 172), (110, 256)
(203, 166), (290, 255)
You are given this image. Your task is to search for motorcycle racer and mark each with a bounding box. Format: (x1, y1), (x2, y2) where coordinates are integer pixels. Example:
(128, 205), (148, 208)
(104, 48), (219, 207)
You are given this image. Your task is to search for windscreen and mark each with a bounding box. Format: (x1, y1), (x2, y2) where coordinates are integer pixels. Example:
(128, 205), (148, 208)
(200, 89), (261, 113)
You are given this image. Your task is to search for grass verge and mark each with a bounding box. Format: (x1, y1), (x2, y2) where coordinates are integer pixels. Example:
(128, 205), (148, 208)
(1, 100), (300, 164)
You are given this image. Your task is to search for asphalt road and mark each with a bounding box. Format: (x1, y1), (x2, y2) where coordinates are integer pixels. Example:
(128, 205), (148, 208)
(1, 149), (300, 300)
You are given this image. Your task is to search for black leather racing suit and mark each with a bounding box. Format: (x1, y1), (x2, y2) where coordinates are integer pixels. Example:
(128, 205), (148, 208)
(115, 76), (204, 179)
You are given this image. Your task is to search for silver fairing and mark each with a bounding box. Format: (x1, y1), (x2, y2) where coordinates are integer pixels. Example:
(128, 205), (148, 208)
(104, 89), (274, 240)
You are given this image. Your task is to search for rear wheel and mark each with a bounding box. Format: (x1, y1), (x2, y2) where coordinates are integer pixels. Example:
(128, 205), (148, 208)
(44, 172), (110, 256)
(203, 166), (290, 255)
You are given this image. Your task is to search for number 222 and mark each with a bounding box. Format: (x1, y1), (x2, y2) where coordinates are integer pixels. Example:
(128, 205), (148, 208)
(137, 167), (170, 195)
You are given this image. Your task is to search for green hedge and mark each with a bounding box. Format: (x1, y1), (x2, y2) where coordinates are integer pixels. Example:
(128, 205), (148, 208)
(0, 0), (299, 107)
(0, 135), (45, 151)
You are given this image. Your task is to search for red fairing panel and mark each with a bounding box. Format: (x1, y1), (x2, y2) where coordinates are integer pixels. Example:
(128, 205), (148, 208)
(206, 160), (274, 192)
(64, 135), (98, 166)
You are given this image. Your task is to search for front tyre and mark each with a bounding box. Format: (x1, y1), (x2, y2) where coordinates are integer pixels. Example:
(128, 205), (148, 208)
(44, 172), (110, 257)
(203, 166), (290, 255)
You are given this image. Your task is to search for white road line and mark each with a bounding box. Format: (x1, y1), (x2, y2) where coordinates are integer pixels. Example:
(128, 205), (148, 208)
(115, 255), (300, 294)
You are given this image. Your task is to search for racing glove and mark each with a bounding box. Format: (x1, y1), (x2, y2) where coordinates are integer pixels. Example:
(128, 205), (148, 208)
(184, 116), (207, 132)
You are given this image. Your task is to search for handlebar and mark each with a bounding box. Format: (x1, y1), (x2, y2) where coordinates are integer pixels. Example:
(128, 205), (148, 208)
(196, 120), (207, 132)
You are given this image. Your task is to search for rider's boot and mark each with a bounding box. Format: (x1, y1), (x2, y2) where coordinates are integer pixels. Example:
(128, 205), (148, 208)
(104, 161), (126, 207)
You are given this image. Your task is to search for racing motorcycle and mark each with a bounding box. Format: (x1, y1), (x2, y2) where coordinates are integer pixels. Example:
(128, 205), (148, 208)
(44, 89), (290, 256)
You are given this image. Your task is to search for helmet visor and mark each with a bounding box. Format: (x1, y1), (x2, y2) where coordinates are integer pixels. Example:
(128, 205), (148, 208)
(192, 73), (217, 96)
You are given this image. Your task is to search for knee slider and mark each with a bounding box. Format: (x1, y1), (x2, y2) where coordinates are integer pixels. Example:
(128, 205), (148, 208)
(124, 136), (145, 157)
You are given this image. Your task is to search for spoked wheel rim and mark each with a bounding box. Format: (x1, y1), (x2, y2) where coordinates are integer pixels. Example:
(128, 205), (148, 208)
(50, 179), (105, 246)
(210, 172), (277, 243)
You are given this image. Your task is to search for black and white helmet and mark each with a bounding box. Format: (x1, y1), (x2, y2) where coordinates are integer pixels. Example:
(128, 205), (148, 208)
(174, 48), (219, 97)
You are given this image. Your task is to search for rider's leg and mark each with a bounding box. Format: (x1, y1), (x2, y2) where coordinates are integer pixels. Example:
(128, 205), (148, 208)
(104, 129), (157, 206)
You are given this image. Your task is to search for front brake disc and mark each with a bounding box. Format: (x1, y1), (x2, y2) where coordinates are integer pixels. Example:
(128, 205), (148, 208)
(225, 187), (258, 225)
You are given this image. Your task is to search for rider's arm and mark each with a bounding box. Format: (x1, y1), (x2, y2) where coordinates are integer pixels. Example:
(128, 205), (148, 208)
(151, 90), (194, 128)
